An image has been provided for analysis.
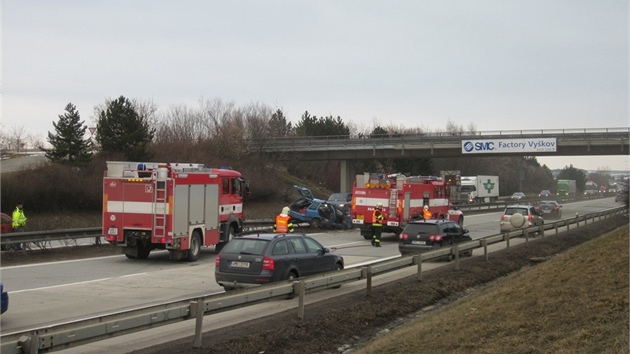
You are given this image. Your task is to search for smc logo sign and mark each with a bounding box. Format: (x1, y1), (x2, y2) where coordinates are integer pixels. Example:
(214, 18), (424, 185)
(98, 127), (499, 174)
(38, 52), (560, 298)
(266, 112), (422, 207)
(463, 141), (494, 152)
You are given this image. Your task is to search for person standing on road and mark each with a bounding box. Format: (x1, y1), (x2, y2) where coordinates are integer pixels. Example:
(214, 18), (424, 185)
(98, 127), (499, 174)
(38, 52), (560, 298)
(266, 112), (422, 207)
(371, 202), (385, 247)
(274, 206), (294, 233)
(11, 201), (27, 250)
(423, 205), (433, 220)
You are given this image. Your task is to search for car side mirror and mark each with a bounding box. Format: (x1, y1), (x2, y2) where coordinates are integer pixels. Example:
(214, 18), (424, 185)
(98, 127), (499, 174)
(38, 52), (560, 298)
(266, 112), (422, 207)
(322, 247), (330, 254)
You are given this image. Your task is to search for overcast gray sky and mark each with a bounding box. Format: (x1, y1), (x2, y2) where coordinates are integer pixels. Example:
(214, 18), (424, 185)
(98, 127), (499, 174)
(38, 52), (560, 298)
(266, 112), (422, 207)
(2, 1), (628, 171)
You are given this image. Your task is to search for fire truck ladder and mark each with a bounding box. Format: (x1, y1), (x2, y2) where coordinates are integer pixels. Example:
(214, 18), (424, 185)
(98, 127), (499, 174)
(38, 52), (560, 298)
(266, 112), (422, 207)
(388, 189), (398, 213)
(154, 180), (168, 238)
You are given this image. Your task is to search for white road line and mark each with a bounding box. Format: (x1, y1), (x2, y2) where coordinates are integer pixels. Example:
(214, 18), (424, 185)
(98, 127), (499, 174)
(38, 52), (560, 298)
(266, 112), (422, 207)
(10, 273), (148, 294)
(1, 255), (122, 269)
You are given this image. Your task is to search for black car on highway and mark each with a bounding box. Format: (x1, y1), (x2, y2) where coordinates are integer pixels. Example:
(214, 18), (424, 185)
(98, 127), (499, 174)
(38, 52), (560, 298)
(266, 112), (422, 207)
(535, 200), (562, 219)
(398, 219), (473, 261)
(215, 233), (344, 290)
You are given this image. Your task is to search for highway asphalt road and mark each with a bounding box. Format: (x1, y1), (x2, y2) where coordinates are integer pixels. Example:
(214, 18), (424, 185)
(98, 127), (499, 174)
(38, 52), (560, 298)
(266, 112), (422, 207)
(0, 153), (47, 174)
(0, 198), (619, 352)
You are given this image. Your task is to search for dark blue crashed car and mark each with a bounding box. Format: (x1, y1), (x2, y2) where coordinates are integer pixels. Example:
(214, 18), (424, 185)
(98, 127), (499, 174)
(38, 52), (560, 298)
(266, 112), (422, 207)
(1, 282), (8, 314)
(289, 186), (352, 229)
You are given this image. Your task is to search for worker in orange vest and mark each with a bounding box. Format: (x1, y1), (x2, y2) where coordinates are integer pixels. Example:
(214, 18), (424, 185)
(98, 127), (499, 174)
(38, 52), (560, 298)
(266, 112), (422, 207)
(423, 205), (433, 219)
(371, 202), (385, 247)
(274, 206), (294, 233)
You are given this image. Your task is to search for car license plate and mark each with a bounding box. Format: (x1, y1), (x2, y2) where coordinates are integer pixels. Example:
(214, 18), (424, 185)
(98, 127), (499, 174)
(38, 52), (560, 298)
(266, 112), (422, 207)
(108, 227), (118, 235)
(411, 241), (426, 245)
(543, 210), (551, 213)
(229, 261), (250, 268)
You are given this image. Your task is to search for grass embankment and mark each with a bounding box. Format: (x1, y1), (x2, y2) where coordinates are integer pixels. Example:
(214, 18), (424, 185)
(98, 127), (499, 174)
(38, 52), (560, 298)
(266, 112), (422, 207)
(355, 225), (629, 354)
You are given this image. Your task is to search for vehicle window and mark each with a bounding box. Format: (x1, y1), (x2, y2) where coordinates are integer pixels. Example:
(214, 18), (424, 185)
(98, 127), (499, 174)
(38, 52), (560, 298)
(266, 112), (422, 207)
(222, 239), (267, 255)
(505, 208), (528, 216)
(404, 224), (440, 235)
(222, 178), (229, 194)
(302, 237), (323, 253)
(231, 178), (240, 194)
(271, 240), (289, 255)
(308, 203), (319, 211)
(1, 215), (10, 223)
(460, 185), (476, 192)
(288, 238), (307, 254)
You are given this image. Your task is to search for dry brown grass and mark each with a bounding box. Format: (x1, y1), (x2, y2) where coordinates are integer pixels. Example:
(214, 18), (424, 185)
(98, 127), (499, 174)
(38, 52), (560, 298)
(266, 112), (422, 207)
(354, 225), (630, 354)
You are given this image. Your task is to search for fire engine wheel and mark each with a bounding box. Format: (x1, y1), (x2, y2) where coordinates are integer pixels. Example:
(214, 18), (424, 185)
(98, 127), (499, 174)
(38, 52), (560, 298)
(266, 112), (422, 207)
(309, 218), (322, 229)
(215, 226), (236, 253)
(186, 232), (202, 262)
(137, 244), (151, 259)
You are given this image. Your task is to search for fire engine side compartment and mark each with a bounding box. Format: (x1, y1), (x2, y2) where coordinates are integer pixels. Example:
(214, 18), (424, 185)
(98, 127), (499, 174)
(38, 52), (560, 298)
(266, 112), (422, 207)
(173, 183), (220, 247)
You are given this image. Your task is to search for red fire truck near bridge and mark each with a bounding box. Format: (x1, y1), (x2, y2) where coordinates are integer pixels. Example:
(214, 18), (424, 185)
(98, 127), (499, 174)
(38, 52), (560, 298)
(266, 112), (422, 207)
(351, 173), (464, 239)
(102, 161), (249, 262)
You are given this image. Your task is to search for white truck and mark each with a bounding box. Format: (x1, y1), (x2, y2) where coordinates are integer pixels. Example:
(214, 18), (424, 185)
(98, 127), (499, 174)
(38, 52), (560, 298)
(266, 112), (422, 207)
(460, 175), (500, 203)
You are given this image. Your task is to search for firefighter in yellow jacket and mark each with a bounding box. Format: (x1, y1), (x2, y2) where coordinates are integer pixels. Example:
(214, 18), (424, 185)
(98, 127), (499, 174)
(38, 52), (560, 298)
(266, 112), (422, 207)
(12, 201), (27, 250)
(371, 202), (385, 247)
(274, 206), (294, 233)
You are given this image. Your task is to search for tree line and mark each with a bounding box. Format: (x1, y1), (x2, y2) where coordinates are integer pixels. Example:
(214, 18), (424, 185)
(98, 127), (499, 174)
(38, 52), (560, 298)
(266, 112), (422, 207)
(1, 95), (615, 213)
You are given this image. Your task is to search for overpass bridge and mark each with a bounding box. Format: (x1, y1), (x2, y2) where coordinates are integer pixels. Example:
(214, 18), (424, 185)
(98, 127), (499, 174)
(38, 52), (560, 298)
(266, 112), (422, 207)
(247, 127), (629, 192)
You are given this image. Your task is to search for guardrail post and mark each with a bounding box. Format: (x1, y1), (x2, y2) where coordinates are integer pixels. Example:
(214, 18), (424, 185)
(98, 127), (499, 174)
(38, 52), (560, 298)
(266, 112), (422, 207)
(453, 244), (460, 271)
(18, 335), (36, 354)
(414, 254), (422, 281)
(481, 239), (488, 261)
(524, 229), (529, 244)
(297, 280), (306, 319)
(539, 225), (544, 238)
(192, 299), (204, 348)
(503, 233), (510, 249)
(366, 266), (372, 297)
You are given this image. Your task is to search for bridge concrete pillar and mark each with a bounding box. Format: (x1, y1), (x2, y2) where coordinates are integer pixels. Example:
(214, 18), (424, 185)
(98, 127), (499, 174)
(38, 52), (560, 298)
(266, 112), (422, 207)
(340, 160), (355, 193)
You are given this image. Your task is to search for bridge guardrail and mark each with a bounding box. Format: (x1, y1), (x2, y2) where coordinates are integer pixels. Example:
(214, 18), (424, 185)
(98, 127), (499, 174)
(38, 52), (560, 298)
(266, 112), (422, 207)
(0, 206), (625, 354)
(247, 127), (630, 151)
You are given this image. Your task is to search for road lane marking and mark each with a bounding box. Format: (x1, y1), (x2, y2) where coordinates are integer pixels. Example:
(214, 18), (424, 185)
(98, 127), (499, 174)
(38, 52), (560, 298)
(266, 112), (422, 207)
(1, 255), (122, 269)
(10, 273), (148, 294)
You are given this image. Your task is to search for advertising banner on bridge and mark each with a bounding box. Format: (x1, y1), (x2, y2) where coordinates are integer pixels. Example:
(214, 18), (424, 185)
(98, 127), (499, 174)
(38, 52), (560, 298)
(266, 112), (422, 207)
(462, 137), (557, 154)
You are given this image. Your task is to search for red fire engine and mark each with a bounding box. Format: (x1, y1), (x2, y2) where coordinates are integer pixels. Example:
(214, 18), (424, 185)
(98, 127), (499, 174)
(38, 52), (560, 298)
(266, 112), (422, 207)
(351, 173), (464, 239)
(102, 161), (249, 262)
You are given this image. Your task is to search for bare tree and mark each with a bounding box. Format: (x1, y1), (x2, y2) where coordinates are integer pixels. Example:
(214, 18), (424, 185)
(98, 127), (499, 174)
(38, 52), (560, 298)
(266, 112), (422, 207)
(9, 125), (28, 152)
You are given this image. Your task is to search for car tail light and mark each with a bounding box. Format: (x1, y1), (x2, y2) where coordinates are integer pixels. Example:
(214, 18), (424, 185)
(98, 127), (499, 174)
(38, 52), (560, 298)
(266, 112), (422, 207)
(262, 256), (275, 270)
(528, 215), (533, 221)
(400, 233), (409, 240)
(215, 254), (220, 267)
(428, 235), (443, 242)
(500, 215), (506, 220)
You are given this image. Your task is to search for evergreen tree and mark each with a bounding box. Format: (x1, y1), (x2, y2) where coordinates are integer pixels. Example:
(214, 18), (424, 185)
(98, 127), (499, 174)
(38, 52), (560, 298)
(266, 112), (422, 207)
(268, 109), (292, 137)
(44, 103), (92, 166)
(96, 96), (155, 161)
(294, 111), (350, 136)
